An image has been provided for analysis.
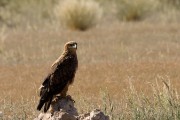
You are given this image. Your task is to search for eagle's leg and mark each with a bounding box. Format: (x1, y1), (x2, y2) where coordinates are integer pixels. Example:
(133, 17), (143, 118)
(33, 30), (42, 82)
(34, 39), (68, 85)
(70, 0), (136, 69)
(53, 84), (69, 102)
(61, 84), (69, 98)
(55, 84), (75, 102)
(61, 85), (75, 102)
(49, 95), (58, 115)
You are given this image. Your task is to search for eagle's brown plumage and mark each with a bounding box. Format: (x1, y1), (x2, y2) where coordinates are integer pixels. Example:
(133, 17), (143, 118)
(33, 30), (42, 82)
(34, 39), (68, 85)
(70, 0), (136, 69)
(37, 41), (78, 113)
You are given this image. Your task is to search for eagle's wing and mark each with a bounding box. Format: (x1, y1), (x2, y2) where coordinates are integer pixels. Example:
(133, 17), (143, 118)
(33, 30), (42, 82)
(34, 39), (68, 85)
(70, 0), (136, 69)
(39, 56), (72, 97)
(37, 74), (51, 112)
(39, 74), (50, 97)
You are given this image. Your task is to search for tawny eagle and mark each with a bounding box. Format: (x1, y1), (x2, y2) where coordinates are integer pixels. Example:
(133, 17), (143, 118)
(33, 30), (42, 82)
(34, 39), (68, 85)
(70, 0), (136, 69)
(37, 41), (78, 113)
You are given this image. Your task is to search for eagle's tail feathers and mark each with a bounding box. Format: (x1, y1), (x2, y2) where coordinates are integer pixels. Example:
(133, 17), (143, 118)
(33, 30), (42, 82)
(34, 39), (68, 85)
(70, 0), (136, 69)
(44, 96), (53, 113)
(37, 100), (45, 111)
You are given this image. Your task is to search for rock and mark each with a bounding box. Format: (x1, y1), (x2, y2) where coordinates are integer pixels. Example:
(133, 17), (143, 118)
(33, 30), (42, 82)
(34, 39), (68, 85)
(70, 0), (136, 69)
(78, 109), (109, 120)
(52, 110), (77, 120)
(35, 96), (109, 120)
(36, 110), (76, 120)
(77, 113), (90, 120)
(90, 109), (109, 120)
(35, 113), (51, 120)
(51, 95), (78, 116)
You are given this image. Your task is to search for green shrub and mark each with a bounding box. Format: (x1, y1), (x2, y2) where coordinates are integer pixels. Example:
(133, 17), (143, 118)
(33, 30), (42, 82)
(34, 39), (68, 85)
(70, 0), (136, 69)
(55, 0), (102, 31)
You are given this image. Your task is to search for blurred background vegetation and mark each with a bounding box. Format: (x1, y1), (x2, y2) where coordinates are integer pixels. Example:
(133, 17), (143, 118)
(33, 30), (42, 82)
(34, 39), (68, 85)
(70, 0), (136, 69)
(0, 0), (179, 30)
(0, 0), (57, 27)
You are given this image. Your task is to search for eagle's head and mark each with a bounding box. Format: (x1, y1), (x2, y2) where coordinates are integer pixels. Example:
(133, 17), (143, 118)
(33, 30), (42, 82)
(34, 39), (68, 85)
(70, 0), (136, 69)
(64, 41), (77, 53)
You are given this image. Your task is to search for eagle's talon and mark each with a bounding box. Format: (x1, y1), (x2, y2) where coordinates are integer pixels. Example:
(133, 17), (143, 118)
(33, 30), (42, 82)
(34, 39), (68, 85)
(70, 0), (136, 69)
(53, 97), (59, 102)
(50, 111), (54, 116)
(72, 99), (75, 103)
(69, 97), (75, 103)
(56, 95), (64, 101)
(66, 95), (75, 103)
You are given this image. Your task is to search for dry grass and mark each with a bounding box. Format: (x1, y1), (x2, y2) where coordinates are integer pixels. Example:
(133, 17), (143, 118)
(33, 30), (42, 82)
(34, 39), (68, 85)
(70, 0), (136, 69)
(0, 22), (180, 119)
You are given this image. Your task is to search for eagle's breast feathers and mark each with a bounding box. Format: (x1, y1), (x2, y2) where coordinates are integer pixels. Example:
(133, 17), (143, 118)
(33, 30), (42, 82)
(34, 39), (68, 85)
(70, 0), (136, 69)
(50, 54), (78, 85)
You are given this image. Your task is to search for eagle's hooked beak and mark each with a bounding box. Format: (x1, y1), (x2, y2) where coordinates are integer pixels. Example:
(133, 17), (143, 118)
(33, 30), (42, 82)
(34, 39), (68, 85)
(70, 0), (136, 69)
(72, 44), (77, 49)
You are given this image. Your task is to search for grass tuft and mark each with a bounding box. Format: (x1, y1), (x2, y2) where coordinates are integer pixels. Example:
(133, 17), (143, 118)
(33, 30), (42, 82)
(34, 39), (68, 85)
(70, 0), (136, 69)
(125, 77), (180, 119)
(54, 0), (102, 31)
(159, 0), (180, 9)
(115, 0), (157, 21)
(100, 89), (114, 119)
(99, 78), (180, 120)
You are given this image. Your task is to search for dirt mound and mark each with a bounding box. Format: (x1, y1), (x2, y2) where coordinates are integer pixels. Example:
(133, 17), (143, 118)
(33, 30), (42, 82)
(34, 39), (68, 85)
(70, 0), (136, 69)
(34, 96), (109, 120)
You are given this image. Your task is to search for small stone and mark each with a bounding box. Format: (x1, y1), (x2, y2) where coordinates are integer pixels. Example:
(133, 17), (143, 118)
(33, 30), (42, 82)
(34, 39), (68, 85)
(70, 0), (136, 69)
(77, 113), (90, 120)
(35, 113), (52, 120)
(52, 111), (77, 120)
(90, 109), (109, 120)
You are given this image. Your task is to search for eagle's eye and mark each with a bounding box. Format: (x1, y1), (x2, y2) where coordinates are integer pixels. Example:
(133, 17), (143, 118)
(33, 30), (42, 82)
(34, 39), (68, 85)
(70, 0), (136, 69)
(70, 43), (77, 49)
